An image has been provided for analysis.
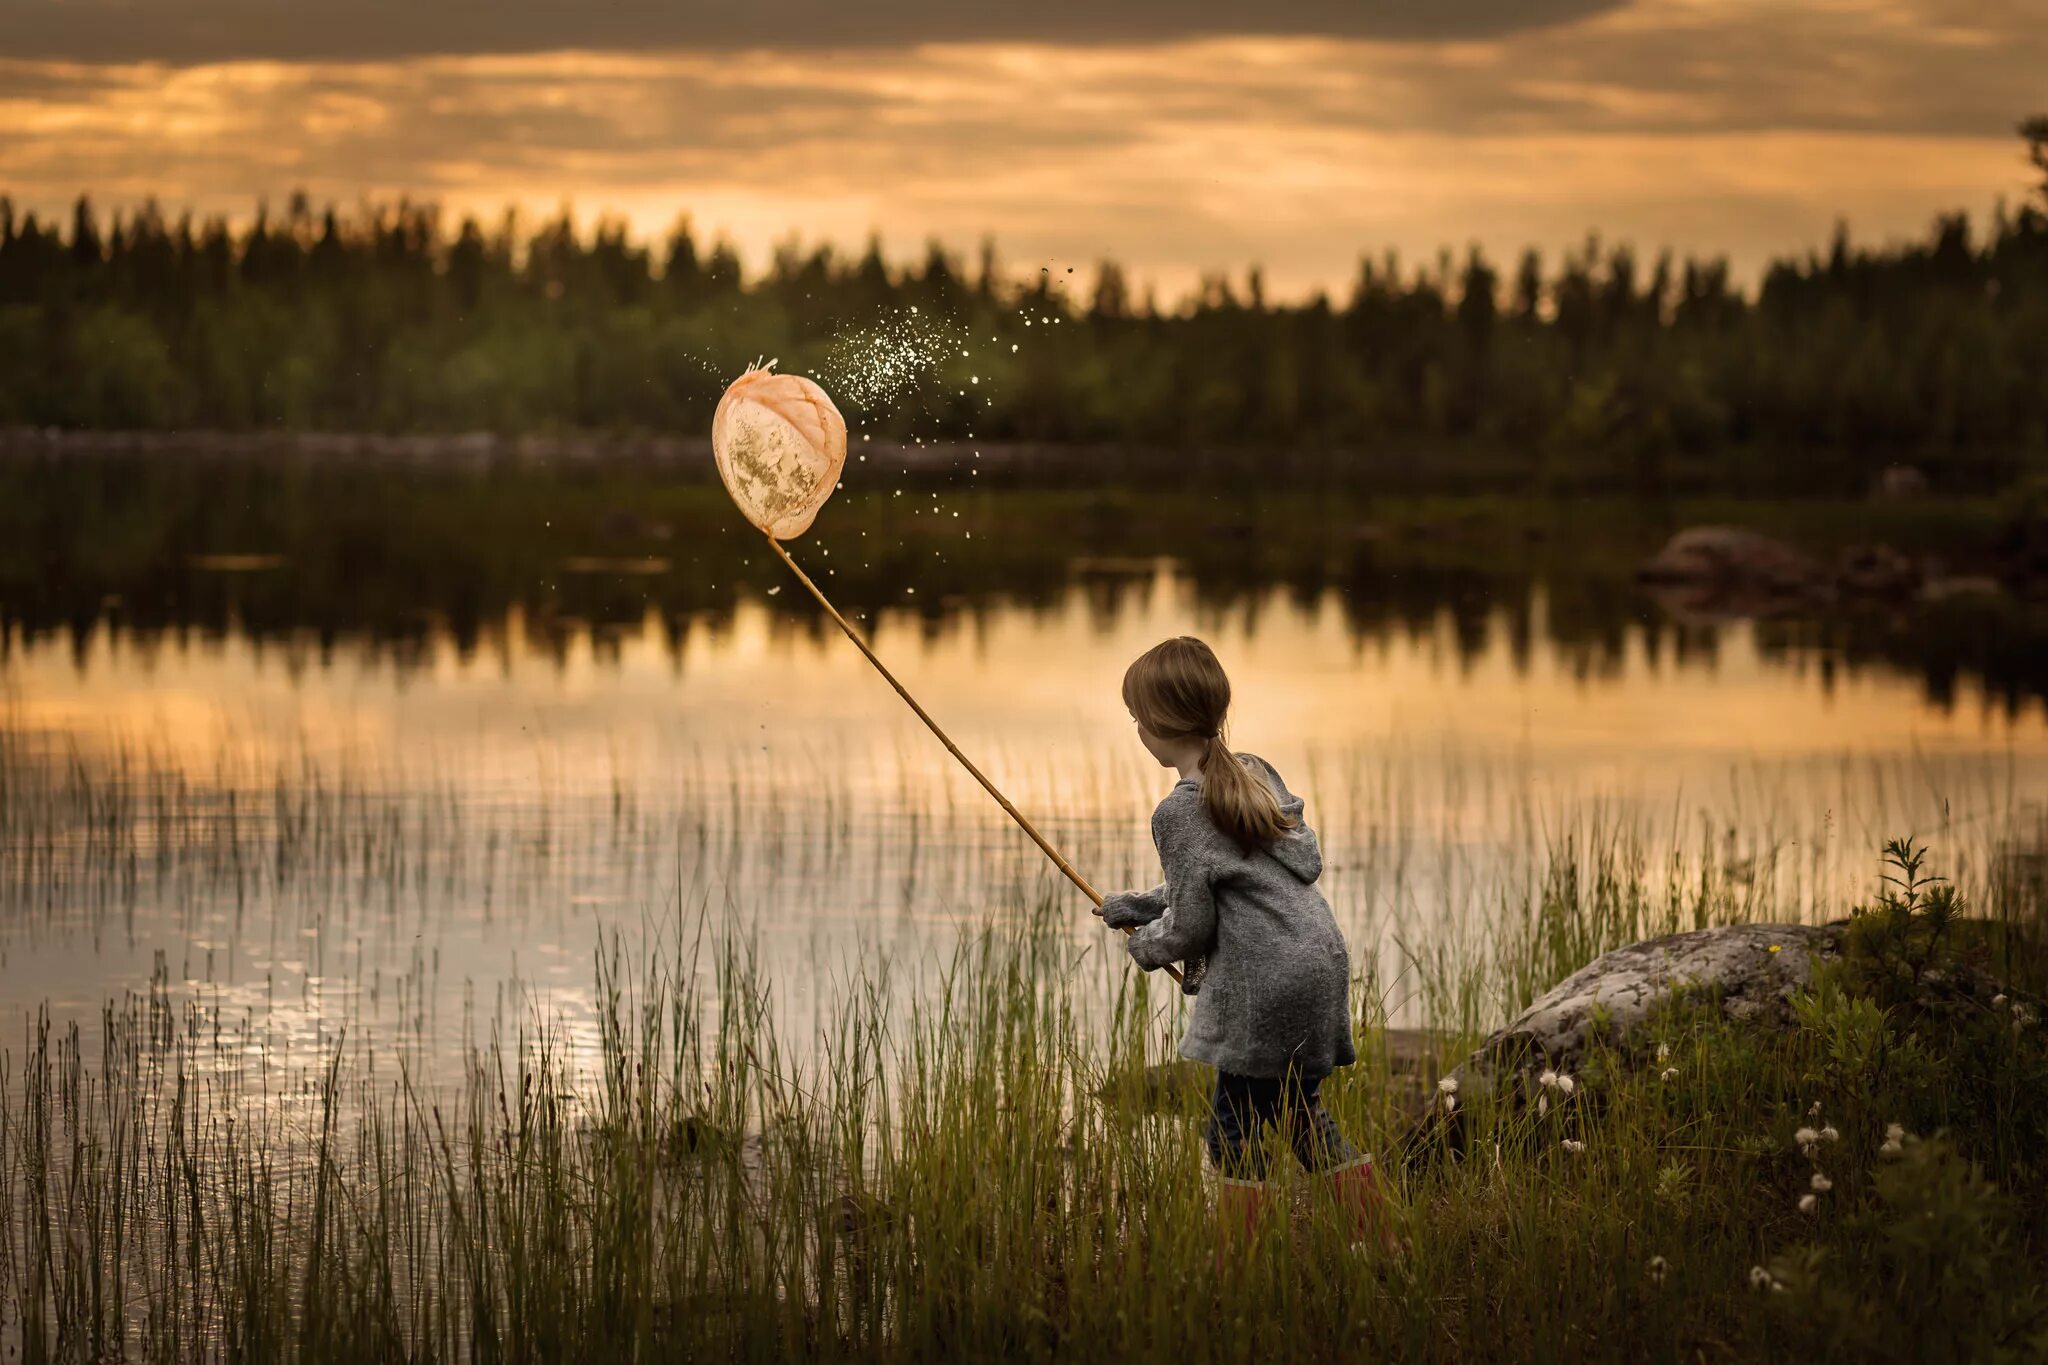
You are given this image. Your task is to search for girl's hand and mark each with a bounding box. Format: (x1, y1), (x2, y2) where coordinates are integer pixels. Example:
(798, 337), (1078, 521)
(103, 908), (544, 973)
(1099, 891), (1164, 930)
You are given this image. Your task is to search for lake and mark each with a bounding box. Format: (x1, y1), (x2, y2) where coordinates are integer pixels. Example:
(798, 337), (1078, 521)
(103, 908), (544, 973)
(3, 452), (2045, 1089)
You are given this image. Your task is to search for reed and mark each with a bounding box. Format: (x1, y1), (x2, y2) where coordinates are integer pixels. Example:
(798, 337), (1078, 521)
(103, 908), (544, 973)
(1, 821), (2043, 1362)
(5, 716), (2046, 1359)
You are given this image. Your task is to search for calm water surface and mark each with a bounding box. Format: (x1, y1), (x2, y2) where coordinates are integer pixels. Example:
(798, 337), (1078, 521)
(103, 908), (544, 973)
(4, 473), (2046, 1087)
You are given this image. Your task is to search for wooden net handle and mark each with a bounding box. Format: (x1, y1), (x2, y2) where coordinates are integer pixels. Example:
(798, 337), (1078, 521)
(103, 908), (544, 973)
(762, 533), (1182, 984)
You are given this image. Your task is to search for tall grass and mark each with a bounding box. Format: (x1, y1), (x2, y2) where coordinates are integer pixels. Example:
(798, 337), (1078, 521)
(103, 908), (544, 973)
(3, 826), (2045, 1362)
(5, 717), (2047, 1359)
(5, 721), (2031, 1025)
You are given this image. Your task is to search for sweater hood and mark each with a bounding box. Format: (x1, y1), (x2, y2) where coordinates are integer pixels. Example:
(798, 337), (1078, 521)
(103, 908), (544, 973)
(1264, 786), (1320, 883)
(1177, 752), (1322, 884)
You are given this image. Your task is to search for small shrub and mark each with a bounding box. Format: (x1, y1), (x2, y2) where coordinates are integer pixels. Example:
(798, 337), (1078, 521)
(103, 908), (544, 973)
(1768, 1134), (2048, 1364)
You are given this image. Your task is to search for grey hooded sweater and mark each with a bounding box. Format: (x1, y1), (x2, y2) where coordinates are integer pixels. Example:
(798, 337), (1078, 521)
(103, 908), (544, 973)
(1122, 753), (1356, 1079)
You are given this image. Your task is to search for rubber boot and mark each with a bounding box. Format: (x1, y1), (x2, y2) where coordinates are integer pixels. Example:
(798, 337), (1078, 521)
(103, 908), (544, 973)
(1327, 1157), (1396, 1253)
(1214, 1178), (1271, 1277)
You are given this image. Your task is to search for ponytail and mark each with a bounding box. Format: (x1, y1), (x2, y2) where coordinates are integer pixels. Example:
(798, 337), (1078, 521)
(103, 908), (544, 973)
(1198, 733), (1296, 856)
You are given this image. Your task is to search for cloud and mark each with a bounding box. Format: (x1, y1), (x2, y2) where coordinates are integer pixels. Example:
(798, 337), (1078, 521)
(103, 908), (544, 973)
(0, 3), (2039, 301)
(2, 0), (1626, 65)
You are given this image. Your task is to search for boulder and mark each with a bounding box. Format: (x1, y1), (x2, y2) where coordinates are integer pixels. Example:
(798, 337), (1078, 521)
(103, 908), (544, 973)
(1995, 497), (2048, 600)
(1430, 922), (1843, 1105)
(1635, 527), (1829, 613)
(1871, 464), (1929, 501)
(1919, 575), (2005, 605)
(1836, 543), (1922, 598)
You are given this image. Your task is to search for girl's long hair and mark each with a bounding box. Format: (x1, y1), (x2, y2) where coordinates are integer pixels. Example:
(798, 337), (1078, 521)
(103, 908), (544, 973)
(1121, 636), (1295, 855)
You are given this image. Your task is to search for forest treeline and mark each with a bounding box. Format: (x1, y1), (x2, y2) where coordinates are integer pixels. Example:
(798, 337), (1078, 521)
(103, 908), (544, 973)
(2, 120), (2045, 494)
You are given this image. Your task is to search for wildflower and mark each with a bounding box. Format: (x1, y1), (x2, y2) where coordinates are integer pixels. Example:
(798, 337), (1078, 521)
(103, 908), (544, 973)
(1538, 1068), (1559, 1090)
(1538, 1094), (1550, 1117)
(1561, 1138), (1585, 1154)
(1655, 1042), (1670, 1063)
(1646, 1255), (1668, 1286)
(1885, 1122), (1905, 1142)
(1819, 1125), (1839, 1143)
(1797, 1193), (1817, 1213)
(1558, 1074), (1577, 1096)
(1810, 1172), (1832, 1193)
(1768, 944), (1783, 953)
(1442, 1093), (1458, 1114)
(1992, 994), (2008, 1009)
(1793, 1125), (1819, 1148)
(1660, 1067), (1679, 1082)
(1807, 1100), (1822, 1119)
(1749, 1265), (1775, 1292)
(1438, 1076), (1459, 1095)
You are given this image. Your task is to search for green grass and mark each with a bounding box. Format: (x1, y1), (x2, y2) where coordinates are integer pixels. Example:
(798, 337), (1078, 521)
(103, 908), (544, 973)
(3, 828), (2045, 1362)
(3, 704), (2044, 1361)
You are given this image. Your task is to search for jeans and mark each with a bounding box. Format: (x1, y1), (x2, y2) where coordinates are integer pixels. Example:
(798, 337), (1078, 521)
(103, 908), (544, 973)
(1205, 1067), (1364, 1182)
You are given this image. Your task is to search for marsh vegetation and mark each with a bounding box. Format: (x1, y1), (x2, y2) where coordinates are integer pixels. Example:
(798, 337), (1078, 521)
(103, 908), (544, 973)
(3, 818), (2046, 1361)
(5, 456), (2048, 1358)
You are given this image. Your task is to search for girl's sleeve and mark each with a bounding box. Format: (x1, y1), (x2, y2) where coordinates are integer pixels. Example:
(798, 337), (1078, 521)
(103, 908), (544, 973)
(1126, 805), (1216, 972)
(1099, 882), (1169, 929)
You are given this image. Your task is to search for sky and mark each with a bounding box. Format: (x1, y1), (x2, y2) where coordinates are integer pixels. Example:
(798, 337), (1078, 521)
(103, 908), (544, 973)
(2, 0), (2043, 301)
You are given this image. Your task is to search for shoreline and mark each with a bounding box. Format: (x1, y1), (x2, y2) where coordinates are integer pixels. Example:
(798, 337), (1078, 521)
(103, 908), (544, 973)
(0, 425), (1111, 473)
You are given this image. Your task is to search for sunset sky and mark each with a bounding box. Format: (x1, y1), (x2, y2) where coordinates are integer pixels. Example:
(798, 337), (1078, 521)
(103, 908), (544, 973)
(2, 0), (2042, 301)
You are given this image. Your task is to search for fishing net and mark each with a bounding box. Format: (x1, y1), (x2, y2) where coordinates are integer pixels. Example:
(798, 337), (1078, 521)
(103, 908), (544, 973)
(708, 359), (1169, 975)
(711, 360), (848, 540)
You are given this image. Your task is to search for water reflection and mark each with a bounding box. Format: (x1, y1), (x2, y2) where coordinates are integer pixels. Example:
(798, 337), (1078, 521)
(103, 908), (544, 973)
(5, 464), (2048, 1087)
(7, 455), (2048, 716)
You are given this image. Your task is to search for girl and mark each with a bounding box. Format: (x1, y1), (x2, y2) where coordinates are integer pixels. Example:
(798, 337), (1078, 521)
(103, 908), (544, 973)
(1096, 636), (1384, 1257)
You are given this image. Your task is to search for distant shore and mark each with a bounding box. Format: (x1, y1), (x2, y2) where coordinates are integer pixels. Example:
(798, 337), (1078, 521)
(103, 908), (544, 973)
(0, 425), (1108, 474)
(7, 426), (1979, 499)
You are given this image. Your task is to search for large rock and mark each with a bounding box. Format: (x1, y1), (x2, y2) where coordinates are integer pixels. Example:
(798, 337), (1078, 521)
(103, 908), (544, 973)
(1835, 543), (1921, 598)
(1636, 526), (1829, 616)
(1402, 920), (2042, 1164)
(1432, 922), (1843, 1103)
(1871, 464), (1929, 501)
(1995, 494), (2048, 600)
